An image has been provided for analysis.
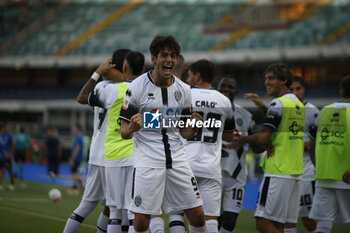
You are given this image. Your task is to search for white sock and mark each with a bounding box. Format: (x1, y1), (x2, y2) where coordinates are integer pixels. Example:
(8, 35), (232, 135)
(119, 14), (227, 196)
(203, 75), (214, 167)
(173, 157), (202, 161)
(284, 228), (297, 233)
(220, 227), (233, 233)
(97, 212), (109, 233)
(127, 212), (134, 233)
(121, 209), (129, 233)
(169, 214), (185, 233)
(107, 207), (122, 233)
(133, 231), (148, 233)
(316, 220), (333, 233)
(189, 224), (208, 233)
(206, 220), (218, 233)
(63, 200), (98, 233)
(149, 216), (164, 233)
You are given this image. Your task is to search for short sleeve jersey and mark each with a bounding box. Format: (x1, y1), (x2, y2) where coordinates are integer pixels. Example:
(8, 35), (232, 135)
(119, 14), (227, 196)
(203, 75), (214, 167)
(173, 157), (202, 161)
(262, 93), (303, 179)
(91, 81), (133, 167)
(15, 134), (29, 150)
(184, 87), (235, 180)
(311, 101), (350, 190)
(87, 80), (111, 166)
(221, 104), (257, 184)
(302, 101), (319, 180)
(119, 72), (192, 168)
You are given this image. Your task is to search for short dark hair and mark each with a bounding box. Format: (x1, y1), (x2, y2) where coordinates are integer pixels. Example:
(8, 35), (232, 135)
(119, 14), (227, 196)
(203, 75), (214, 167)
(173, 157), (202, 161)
(112, 49), (131, 72)
(340, 75), (350, 98)
(149, 35), (181, 57)
(125, 51), (145, 76)
(292, 75), (305, 87)
(188, 59), (216, 84)
(264, 63), (294, 88)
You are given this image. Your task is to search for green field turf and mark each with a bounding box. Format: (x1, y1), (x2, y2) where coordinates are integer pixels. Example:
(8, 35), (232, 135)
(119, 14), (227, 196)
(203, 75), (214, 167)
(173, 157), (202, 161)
(0, 180), (349, 233)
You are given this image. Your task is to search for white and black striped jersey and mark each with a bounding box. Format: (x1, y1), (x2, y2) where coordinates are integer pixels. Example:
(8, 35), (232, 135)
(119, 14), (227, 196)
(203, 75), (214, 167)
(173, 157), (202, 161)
(119, 71), (192, 168)
(184, 87), (235, 181)
(302, 101), (319, 181)
(86, 80), (111, 166)
(221, 104), (257, 184)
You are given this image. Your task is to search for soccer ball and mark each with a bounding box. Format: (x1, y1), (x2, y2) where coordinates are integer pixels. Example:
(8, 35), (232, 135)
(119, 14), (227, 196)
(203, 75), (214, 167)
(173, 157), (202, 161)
(48, 188), (62, 203)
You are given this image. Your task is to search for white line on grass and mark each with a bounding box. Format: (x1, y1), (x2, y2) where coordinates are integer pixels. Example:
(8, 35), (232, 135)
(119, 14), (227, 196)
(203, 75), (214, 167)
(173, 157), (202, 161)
(0, 197), (50, 203)
(0, 205), (95, 229)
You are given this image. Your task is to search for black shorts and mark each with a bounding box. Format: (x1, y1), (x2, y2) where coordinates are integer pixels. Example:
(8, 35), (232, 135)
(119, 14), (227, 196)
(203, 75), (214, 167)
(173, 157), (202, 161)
(15, 150), (26, 163)
(71, 161), (81, 173)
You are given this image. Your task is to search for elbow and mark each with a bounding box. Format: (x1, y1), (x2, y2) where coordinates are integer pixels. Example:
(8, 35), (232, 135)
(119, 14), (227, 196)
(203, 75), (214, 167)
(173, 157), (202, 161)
(121, 130), (132, 140)
(76, 95), (87, 104)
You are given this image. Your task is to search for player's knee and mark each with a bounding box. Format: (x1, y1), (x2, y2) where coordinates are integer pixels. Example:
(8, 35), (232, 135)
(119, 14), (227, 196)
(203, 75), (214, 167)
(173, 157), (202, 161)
(301, 217), (316, 232)
(255, 217), (266, 232)
(134, 213), (151, 232)
(103, 206), (110, 216)
(221, 212), (238, 231)
(186, 207), (206, 227)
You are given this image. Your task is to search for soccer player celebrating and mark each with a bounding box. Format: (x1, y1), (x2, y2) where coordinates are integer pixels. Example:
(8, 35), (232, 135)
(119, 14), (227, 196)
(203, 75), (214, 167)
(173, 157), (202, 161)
(120, 35), (207, 233)
(63, 49), (130, 233)
(289, 75), (319, 233)
(168, 59), (236, 233)
(229, 63), (305, 233)
(218, 76), (261, 233)
(93, 51), (145, 233)
(309, 76), (350, 233)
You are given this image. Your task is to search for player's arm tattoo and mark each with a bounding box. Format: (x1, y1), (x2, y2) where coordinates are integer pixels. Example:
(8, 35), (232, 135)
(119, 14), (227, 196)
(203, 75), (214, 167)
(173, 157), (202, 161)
(77, 79), (98, 104)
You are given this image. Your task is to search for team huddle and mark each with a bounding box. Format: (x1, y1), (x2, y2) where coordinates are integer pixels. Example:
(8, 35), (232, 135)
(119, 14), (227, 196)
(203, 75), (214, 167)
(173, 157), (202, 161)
(63, 35), (350, 233)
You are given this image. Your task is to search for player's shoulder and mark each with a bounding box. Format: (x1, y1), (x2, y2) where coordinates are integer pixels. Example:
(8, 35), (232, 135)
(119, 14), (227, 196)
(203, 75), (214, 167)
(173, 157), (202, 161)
(304, 101), (320, 112)
(234, 104), (252, 118)
(95, 80), (113, 89)
(127, 72), (149, 89)
(174, 77), (191, 91)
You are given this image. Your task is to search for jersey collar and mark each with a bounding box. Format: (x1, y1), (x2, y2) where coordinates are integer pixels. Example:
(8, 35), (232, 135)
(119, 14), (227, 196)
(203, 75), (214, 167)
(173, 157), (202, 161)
(147, 71), (175, 86)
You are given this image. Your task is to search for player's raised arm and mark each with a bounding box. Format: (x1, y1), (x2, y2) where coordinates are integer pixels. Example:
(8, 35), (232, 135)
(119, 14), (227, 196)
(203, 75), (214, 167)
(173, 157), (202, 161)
(76, 58), (117, 104)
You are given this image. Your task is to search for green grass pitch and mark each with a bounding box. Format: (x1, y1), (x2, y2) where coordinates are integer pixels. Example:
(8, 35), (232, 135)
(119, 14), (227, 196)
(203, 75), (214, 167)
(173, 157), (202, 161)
(0, 180), (348, 233)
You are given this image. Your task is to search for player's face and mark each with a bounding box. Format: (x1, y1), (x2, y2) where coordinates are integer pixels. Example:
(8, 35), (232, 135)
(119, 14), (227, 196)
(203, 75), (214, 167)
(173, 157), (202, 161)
(289, 81), (305, 102)
(264, 72), (285, 97)
(186, 70), (197, 88)
(218, 78), (238, 102)
(152, 48), (177, 79)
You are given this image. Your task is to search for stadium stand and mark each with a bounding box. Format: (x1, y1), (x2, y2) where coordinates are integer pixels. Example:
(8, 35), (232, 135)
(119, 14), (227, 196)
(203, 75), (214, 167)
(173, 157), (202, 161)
(0, 0), (349, 63)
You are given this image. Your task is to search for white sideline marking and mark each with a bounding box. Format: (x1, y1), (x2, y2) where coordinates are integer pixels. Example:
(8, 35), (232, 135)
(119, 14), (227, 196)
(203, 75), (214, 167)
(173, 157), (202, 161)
(0, 197), (50, 203)
(0, 205), (95, 229)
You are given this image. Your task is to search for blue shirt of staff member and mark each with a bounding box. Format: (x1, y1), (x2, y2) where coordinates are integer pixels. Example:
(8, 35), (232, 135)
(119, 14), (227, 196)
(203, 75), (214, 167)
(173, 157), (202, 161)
(70, 124), (84, 189)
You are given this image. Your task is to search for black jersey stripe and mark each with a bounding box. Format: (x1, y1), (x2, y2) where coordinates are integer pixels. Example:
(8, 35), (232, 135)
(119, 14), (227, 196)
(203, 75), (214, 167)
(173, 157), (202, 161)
(161, 88), (168, 106)
(147, 72), (155, 84)
(162, 128), (172, 169)
(231, 147), (244, 179)
(161, 87), (172, 168)
(311, 180), (315, 195)
(259, 177), (270, 206)
(131, 168), (136, 199)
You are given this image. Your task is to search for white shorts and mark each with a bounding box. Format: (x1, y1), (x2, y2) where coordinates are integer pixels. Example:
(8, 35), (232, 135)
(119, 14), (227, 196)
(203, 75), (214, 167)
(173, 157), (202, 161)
(255, 176), (301, 224)
(309, 187), (350, 223)
(299, 180), (315, 217)
(196, 177), (221, 217)
(221, 173), (245, 214)
(105, 166), (134, 209)
(130, 165), (203, 216)
(82, 164), (106, 202)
